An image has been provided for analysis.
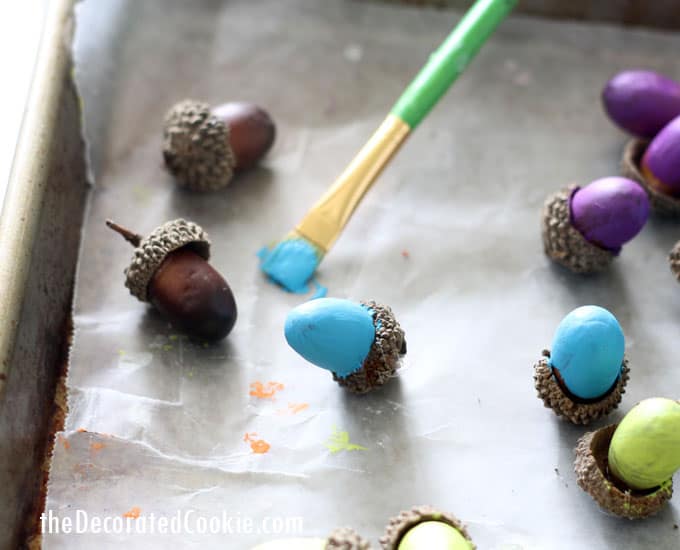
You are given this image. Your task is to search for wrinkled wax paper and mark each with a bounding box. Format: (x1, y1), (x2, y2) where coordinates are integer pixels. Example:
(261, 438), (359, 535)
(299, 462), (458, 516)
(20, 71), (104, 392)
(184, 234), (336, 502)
(45, 1), (680, 548)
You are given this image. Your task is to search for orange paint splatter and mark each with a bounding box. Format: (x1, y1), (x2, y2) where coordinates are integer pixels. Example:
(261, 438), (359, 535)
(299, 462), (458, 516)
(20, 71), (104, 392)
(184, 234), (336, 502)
(77, 428), (87, 433)
(277, 402), (309, 415)
(243, 432), (271, 454)
(249, 381), (285, 400)
(123, 507), (141, 519)
(401, 250), (410, 259)
(57, 435), (70, 450)
(90, 442), (105, 452)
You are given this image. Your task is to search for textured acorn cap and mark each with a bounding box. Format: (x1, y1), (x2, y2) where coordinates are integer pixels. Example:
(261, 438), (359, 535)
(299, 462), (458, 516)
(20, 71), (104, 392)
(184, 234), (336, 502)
(670, 240), (680, 281)
(534, 349), (630, 425)
(333, 301), (406, 394)
(621, 139), (680, 217)
(380, 505), (475, 550)
(574, 425), (673, 519)
(325, 527), (372, 550)
(542, 186), (614, 274)
(124, 219), (210, 302)
(163, 99), (236, 191)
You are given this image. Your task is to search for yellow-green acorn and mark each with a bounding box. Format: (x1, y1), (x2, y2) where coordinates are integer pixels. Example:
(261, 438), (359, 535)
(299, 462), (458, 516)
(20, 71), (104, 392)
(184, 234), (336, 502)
(380, 506), (474, 550)
(608, 398), (680, 491)
(252, 527), (371, 549)
(574, 398), (679, 519)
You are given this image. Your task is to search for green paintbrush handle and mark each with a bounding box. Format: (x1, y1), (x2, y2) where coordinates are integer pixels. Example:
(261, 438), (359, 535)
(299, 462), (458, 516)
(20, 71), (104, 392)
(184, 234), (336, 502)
(391, 0), (517, 128)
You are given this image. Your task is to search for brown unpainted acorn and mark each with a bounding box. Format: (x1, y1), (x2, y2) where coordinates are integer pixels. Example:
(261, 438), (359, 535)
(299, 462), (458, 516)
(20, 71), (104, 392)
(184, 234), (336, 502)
(162, 99), (275, 191)
(107, 218), (237, 341)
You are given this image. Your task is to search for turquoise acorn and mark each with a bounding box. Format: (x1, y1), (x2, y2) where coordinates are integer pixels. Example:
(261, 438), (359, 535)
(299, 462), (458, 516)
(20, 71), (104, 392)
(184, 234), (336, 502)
(285, 298), (406, 394)
(534, 306), (630, 425)
(575, 398), (680, 519)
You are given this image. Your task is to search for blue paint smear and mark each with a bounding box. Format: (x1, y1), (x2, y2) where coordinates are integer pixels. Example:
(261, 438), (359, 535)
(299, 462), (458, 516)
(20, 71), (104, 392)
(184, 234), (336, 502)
(258, 238), (321, 294)
(284, 298), (375, 378)
(549, 305), (624, 399)
(311, 281), (328, 299)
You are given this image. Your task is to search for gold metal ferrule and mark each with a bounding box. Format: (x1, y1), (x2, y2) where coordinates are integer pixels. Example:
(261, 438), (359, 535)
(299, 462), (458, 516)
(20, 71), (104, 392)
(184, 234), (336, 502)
(294, 114), (410, 253)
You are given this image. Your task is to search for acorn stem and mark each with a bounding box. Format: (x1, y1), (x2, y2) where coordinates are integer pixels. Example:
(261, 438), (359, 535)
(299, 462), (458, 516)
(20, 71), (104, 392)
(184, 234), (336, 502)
(106, 220), (142, 247)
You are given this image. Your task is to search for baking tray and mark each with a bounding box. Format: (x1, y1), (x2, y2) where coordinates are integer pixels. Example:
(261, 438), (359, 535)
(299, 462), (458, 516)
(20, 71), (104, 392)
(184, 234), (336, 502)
(3, 0), (680, 548)
(0, 0), (88, 547)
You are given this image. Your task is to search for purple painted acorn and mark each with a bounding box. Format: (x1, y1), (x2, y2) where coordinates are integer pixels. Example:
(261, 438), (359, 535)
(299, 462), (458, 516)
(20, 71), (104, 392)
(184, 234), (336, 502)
(542, 178), (649, 274)
(641, 115), (680, 197)
(571, 177), (650, 251)
(603, 70), (680, 139)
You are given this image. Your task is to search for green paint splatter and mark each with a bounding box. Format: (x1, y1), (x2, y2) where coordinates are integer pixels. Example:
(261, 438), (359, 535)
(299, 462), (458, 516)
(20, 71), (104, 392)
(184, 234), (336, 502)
(132, 185), (152, 204)
(162, 344), (174, 351)
(169, 335), (179, 341)
(325, 426), (368, 454)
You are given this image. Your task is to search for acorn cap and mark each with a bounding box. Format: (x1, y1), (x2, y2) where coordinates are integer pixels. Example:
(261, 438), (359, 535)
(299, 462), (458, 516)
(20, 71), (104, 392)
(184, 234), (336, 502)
(325, 527), (372, 550)
(534, 349), (630, 425)
(669, 240), (680, 280)
(542, 186), (614, 274)
(333, 301), (406, 394)
(162, 99), (236, 191)
(574, 424), (673, 519)
(380, 505), (475, 550)
(123, 219), (210, 302)
(621, 139), (680, 217)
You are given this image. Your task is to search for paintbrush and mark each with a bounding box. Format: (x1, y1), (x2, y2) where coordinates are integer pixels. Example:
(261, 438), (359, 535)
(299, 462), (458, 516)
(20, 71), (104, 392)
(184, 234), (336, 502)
(259, 0), (517, 293)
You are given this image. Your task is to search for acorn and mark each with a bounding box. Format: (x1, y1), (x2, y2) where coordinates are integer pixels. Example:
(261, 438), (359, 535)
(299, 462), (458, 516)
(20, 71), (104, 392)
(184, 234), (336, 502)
(252, 527), (372, 550)
(534, 306), (630, 425)
(541, 178), (649, 274)
(106, 218), (237, 341)
(669, 240), (680, 281)
(380, 506), (475, 550)
(284, 298), (406, 394)
(622, 116), (680, 216)
(602, 70), (680, 139)
(162, 99), (275, 191)
(574, 398), (680, 519)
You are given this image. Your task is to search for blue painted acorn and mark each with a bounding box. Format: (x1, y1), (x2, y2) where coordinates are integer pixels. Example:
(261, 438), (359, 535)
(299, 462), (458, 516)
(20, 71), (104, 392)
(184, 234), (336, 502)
(534, 306), (630, 425)
(285, 298), (406, 394)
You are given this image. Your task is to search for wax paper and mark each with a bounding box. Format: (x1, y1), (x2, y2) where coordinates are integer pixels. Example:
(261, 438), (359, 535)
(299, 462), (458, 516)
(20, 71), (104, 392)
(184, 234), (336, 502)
(45, 1), (680, 548)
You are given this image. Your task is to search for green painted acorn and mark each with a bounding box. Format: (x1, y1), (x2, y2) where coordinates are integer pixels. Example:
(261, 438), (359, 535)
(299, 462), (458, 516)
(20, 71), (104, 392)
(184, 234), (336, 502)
(608, 397), (680, 491)
(381, 506), (474, 549)
(574, 398), (679, 519)
(252, 527), (371, 549)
